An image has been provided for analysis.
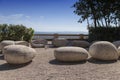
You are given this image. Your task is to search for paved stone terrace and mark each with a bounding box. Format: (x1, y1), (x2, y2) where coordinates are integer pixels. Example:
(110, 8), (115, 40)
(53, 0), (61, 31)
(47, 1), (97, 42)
(0, 48), (120, 80)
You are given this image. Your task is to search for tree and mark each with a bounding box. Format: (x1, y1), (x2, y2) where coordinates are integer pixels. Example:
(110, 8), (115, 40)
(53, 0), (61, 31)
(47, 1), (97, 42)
(73, 0), (120, 27)
(0, 24), (34, 42)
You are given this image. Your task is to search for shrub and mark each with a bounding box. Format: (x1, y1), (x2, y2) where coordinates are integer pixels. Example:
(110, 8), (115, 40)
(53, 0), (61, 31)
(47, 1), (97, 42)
(7, 24), (26, 41)
(0, 24), (34, 42)
(23, 28), (34, 42)
(88, 26), (120, 42)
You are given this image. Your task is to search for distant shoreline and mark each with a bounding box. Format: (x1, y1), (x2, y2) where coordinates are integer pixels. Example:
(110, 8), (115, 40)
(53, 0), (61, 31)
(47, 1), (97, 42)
(34, 31), (88, 34)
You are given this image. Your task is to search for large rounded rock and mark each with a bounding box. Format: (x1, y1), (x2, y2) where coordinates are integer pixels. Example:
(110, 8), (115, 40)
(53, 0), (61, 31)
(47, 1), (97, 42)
(71, 40), (90, 48)
(3, 45), (36, 64)
(52, 38), (68, 47)
(31, 39), (47, 48)
(15, 41), (29, 47)
(0, 40), (15, 51)
(89, 41), (119, 60)
(118, 46), (120, 56)
(54, 47), (88, 61)
(112, 41), (120, 48)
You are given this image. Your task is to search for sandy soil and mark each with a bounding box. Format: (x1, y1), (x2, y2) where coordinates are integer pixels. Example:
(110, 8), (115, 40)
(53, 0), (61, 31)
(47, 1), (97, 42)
(0, 48), (120, 80)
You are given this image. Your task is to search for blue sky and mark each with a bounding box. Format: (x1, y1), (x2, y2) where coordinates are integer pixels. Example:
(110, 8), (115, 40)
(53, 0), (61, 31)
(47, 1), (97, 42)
(0, 0), (88, 32)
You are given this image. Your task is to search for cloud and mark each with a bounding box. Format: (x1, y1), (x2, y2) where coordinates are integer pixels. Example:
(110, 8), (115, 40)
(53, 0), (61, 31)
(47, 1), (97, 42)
(40, 16), (44, 19)
(0, 14), (42, 30)
(0, 14), (88, 32)
(25, 16), (31, 19)
(0, 14), (24, 21)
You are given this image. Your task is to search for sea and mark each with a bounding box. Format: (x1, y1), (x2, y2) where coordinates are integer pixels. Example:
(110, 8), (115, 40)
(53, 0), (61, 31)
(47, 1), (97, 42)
(33, 31), (88, 40)
(34, 31), (88, 34)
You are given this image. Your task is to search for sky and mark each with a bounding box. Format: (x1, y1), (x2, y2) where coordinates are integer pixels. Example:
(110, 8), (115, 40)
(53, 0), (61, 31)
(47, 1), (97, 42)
(0, 0), (88, 32)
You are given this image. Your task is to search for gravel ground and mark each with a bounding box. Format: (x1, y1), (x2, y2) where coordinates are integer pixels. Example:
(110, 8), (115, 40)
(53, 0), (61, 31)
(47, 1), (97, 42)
(0, 48), (120, 80)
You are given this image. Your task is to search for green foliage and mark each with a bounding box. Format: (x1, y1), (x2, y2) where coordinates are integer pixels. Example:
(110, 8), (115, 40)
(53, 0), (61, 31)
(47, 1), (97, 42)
(23, 28), (34, 42)
(73, 0), (120, 27)
(7, 24), (26, 41)
(88, 26), (120, 42)
(73, 0), (120, 42)
(0, 24), (34, 42)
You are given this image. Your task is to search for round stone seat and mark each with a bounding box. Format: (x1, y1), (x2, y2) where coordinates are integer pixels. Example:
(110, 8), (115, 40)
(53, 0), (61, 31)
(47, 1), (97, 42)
(112, 41), (120, 48)
(71, 40), (90, 48)
(0, 40), (15, 51)
(3, 45), (36, 64)
(118, 46), (120, 56)
(52, 38), (68, 47)
(15, 41), (29, 47)
(54, 47), (88, 62)
(89, 41), (119, 60)
(31, 39), (47, 48)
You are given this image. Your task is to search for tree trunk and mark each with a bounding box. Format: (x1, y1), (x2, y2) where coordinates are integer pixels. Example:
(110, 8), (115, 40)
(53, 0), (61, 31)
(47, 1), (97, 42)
(118, 20), (120, 27)
(107, 15), (110, 27)
(87, 18), (90, 28)
(104, 17), (108, 27)
(94, 19), (97, 27)
(97, 20), (101, 27)
(115, 18), (118, 27)
(100, 19), (104, 27)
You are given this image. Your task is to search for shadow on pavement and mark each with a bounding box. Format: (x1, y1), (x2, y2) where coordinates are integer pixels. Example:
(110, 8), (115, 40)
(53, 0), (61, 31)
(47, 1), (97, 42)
(49, 59), (87, 65)
(0, 61), (32, 71)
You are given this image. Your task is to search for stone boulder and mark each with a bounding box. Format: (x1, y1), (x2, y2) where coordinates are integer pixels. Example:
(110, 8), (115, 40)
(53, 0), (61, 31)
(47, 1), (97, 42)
(112, 41), (120, 48)
(54, 47), (88, 61)
(71, 40), (90, 48)
(0, 40), (15, 51)
(15, 41), (29, 47)
(118, 46), (120, 56)
(3, 45), (36, 64)
(31, 39), (47, 48)
(89, 41), (119, 60)
(52, 38), (68, 47)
